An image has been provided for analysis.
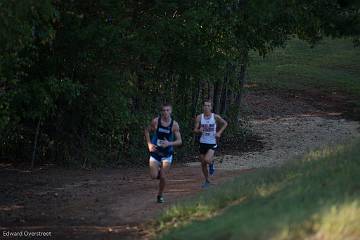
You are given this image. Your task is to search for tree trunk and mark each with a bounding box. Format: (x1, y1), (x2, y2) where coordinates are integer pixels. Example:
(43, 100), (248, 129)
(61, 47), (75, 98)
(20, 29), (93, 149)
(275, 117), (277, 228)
(220, 84), (228, 115)
(191, 77), (201, 118)
(209, 81), (214, 101)
(213, 78), (224, 114)
(235, 63), (247, 120)
(31, 118), (41, 169)
(220, 63), (231, 115)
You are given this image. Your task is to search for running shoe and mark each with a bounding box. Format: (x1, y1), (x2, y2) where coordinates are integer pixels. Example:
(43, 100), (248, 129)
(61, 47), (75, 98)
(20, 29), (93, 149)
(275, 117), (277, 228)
(201, 180), (210, 189)
(157, 195), (164, 203)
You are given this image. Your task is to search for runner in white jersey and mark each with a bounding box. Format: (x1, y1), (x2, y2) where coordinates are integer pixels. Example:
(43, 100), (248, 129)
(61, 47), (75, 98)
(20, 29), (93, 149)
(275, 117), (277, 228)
(194, 100), (228, 188)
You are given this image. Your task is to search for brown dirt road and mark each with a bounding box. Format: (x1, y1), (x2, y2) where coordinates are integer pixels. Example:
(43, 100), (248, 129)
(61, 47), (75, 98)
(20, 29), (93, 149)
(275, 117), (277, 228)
(0, 164), (249, 240)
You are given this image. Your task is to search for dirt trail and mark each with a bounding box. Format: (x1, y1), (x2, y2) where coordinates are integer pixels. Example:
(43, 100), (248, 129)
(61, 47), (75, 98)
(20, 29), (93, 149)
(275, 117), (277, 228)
(0, 165), (247, 239)
(1, 90), (359, 240)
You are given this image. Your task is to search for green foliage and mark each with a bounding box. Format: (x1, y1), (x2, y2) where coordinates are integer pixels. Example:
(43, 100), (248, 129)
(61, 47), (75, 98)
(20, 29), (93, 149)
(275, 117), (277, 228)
(1, 0), (359, 167)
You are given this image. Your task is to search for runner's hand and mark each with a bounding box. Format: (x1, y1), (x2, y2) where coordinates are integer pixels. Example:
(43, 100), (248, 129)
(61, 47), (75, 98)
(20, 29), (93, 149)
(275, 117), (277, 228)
(216, 132), (222, 138)
(147, 143), (157, 152)
(160, 140), (171, 148)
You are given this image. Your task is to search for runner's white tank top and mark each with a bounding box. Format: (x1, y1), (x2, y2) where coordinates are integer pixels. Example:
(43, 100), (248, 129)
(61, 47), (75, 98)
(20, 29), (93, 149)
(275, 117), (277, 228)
(200, 113), (217, 144)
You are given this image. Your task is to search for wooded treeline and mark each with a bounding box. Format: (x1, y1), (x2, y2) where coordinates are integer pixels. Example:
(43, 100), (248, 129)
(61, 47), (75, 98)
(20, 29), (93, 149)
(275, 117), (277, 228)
(1, 0), (359, 167)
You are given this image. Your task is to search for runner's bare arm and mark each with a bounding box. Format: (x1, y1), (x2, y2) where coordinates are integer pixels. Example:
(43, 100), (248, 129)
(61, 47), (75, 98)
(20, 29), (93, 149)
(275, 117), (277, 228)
(171, 122), (182, 146)
(193, 115), (203, 134)
(215, 114), (228, 137)
(144, 118), (158, 152)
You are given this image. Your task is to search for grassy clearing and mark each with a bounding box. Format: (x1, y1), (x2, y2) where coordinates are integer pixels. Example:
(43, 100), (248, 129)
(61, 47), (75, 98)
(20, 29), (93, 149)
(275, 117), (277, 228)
(248, 38), (360, 98)
(154, 138), (360, 240)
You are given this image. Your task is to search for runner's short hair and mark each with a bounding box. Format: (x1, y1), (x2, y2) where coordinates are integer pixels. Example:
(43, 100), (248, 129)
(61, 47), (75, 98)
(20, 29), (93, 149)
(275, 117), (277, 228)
(161, 103), (172, 110)
(203, 99), (212, 105)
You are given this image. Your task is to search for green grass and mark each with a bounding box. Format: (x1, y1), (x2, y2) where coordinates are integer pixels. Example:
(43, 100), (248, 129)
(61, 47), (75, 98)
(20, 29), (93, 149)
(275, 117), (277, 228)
(154, 138), (360, 240)
(248, 38), (360, 97)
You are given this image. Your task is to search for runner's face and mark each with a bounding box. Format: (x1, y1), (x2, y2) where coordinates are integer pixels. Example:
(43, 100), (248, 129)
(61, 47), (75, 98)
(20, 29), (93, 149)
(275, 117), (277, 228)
(203, 102), (212, 114)
(161, 106), (172, 119)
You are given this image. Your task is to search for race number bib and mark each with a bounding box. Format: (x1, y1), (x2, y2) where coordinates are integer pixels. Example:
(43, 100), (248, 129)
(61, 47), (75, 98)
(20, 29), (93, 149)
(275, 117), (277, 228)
(157, 139), (165, 146)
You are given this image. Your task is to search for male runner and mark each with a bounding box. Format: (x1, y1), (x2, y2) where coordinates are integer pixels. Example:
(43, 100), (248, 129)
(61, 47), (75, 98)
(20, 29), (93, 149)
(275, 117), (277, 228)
(144, 103), (182, 203)
(194, 100), (228, 188)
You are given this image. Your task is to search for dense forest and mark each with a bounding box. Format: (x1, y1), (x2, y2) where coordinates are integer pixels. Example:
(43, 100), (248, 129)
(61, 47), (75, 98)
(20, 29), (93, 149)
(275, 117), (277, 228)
(1, 0), (359, 168)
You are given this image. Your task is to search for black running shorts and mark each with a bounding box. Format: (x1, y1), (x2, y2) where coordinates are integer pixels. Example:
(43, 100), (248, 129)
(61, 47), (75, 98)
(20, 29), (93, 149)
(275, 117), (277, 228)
(199, 143), (218, 154)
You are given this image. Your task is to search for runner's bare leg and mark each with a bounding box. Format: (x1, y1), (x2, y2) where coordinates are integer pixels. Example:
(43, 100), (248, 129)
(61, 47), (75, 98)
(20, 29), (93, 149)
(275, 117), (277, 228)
(149, 159), (160, 179)
(200, 154), (209, 182)
(159, 161), (171, 196)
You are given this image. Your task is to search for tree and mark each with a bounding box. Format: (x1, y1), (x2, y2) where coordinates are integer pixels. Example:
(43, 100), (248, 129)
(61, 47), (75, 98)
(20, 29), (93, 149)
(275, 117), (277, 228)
(1, 0), (359, 167)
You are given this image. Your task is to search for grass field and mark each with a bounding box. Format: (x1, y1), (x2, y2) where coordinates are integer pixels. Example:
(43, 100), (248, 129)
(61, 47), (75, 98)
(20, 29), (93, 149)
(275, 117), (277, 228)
(248, 38), (360, 98)
(154, 138), (360, 240)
